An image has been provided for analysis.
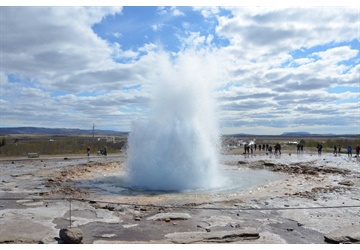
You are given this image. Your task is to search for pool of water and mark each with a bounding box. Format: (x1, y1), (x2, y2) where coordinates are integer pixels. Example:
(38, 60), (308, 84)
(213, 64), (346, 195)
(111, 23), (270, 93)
(78, 167), (287, 197)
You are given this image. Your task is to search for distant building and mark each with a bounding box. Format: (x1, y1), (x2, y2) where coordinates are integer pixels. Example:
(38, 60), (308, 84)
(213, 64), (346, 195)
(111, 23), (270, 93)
(97, 137), (115, 143)
(238, 139), (256, 147)
(288, 141), (298, 144)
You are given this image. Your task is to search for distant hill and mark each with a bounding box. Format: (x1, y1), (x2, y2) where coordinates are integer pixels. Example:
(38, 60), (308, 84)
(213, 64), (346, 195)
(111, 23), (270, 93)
(0, 127), (128, 135)
(224, 132), (358, 138)
(281, 132), (311, 136)
(223, 133), (251, 137)
(224, 132), (312, 137)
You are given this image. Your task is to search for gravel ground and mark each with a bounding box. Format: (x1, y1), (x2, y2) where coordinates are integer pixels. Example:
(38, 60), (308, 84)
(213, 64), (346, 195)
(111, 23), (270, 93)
(0, 151), (359, 244)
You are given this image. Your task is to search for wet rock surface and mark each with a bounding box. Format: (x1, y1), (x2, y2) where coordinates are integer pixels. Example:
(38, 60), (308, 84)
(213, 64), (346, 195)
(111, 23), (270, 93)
(0, 153), (359, 244)
(165, 228), (260, 243)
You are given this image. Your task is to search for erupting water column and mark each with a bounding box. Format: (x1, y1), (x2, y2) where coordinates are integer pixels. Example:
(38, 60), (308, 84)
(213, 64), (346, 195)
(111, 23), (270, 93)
(125, 52), (222, 191)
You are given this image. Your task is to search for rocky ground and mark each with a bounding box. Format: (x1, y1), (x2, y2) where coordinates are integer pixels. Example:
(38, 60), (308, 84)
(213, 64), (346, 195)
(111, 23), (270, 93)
(0, 150), (359, 244)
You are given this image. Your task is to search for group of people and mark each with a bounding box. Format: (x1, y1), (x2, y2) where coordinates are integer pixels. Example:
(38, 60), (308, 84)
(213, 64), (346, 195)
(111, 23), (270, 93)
(336, 145), (360, 157)
(333, 145), (341, 155)
(315, 143), (360, 157)
(243, 143), (263, 154)
(296, 144), (304, 153)
(243, 143), (282, 155)
(242, 142), (360, 157)
(86, 146), (107, 156)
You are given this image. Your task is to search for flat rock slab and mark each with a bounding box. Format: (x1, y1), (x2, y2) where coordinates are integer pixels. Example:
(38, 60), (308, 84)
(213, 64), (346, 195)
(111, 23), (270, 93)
(0, 220), (54, 244)
(324, 225), (360, 243)
(165, 228), (259, 243)
(147, 212), (191, 221)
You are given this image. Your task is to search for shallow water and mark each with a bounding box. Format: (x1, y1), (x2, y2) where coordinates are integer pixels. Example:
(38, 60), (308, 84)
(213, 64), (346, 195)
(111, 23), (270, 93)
(79, 167), (287, 197)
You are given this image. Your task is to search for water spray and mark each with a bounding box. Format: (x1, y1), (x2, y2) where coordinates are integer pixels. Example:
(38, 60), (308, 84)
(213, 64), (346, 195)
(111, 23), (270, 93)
(125, 52), (221, 191)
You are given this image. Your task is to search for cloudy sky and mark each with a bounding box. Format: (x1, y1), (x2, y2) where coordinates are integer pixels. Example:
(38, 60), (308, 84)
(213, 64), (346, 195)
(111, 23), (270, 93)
(1, 2), (359, 135)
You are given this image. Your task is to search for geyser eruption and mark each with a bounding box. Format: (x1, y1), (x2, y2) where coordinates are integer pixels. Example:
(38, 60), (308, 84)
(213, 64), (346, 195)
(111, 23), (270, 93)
(126, 52), (222, 191)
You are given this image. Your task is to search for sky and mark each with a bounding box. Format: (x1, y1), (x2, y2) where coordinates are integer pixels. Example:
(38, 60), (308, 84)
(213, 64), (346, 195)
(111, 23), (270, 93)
(0, 1), (359, 135)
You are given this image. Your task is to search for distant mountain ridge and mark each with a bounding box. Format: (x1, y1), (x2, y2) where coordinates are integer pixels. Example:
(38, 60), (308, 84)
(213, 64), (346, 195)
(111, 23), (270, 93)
(281, 132), (311, 136)
(1, 127), (358, 137)
(0, 127), (128, 135)
(225, 132), (358, 137)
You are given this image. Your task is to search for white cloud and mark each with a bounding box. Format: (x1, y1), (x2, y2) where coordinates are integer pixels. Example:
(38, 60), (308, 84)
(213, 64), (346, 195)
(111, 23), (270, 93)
(111, 42), (140, 60)
(170, 7), (185, 17)
(1, 6), (359, 134)
(156, 6), (185, 17)
(312, 46), (358, 63)
(151, 23), (164, 31)
(193, 7), (220, 18)
(178, 32), (206, 49)
(216, 7), (359, 59)
(113, 32), (122, 38)
(1, 7), (122, 90)
(156, 6), (167, 15)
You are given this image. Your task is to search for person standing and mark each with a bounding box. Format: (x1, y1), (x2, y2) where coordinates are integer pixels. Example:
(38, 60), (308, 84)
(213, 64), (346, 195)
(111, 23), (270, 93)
(333, 145), (337, 155)
(347, 145), (352, 157)
(317, 144), (323, 155)
(102, 146), (107, 156)
(338, 145), (341, 154)
(268, 145), (273, 154)
(87, 146), (91, 157)
(356, 145), (360, 157)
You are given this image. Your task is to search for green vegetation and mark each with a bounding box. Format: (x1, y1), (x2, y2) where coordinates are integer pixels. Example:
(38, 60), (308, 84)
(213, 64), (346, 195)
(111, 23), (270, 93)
(1, 134), (358, 157)
(297, 138), (359, 153)
(0, 135), (127, 157)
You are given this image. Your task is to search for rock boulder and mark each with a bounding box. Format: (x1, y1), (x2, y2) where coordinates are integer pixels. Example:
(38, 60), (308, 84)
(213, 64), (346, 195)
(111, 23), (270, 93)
(59, 228), (83, 244)
(324, 225), (360, 243)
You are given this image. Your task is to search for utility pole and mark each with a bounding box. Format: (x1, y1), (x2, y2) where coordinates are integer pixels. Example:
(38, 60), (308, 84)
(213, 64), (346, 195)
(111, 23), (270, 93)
(92, 123), (95, 141)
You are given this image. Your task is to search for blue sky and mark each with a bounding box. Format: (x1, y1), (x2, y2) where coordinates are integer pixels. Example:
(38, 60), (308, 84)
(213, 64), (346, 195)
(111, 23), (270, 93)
(0, 2), (359, 135)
